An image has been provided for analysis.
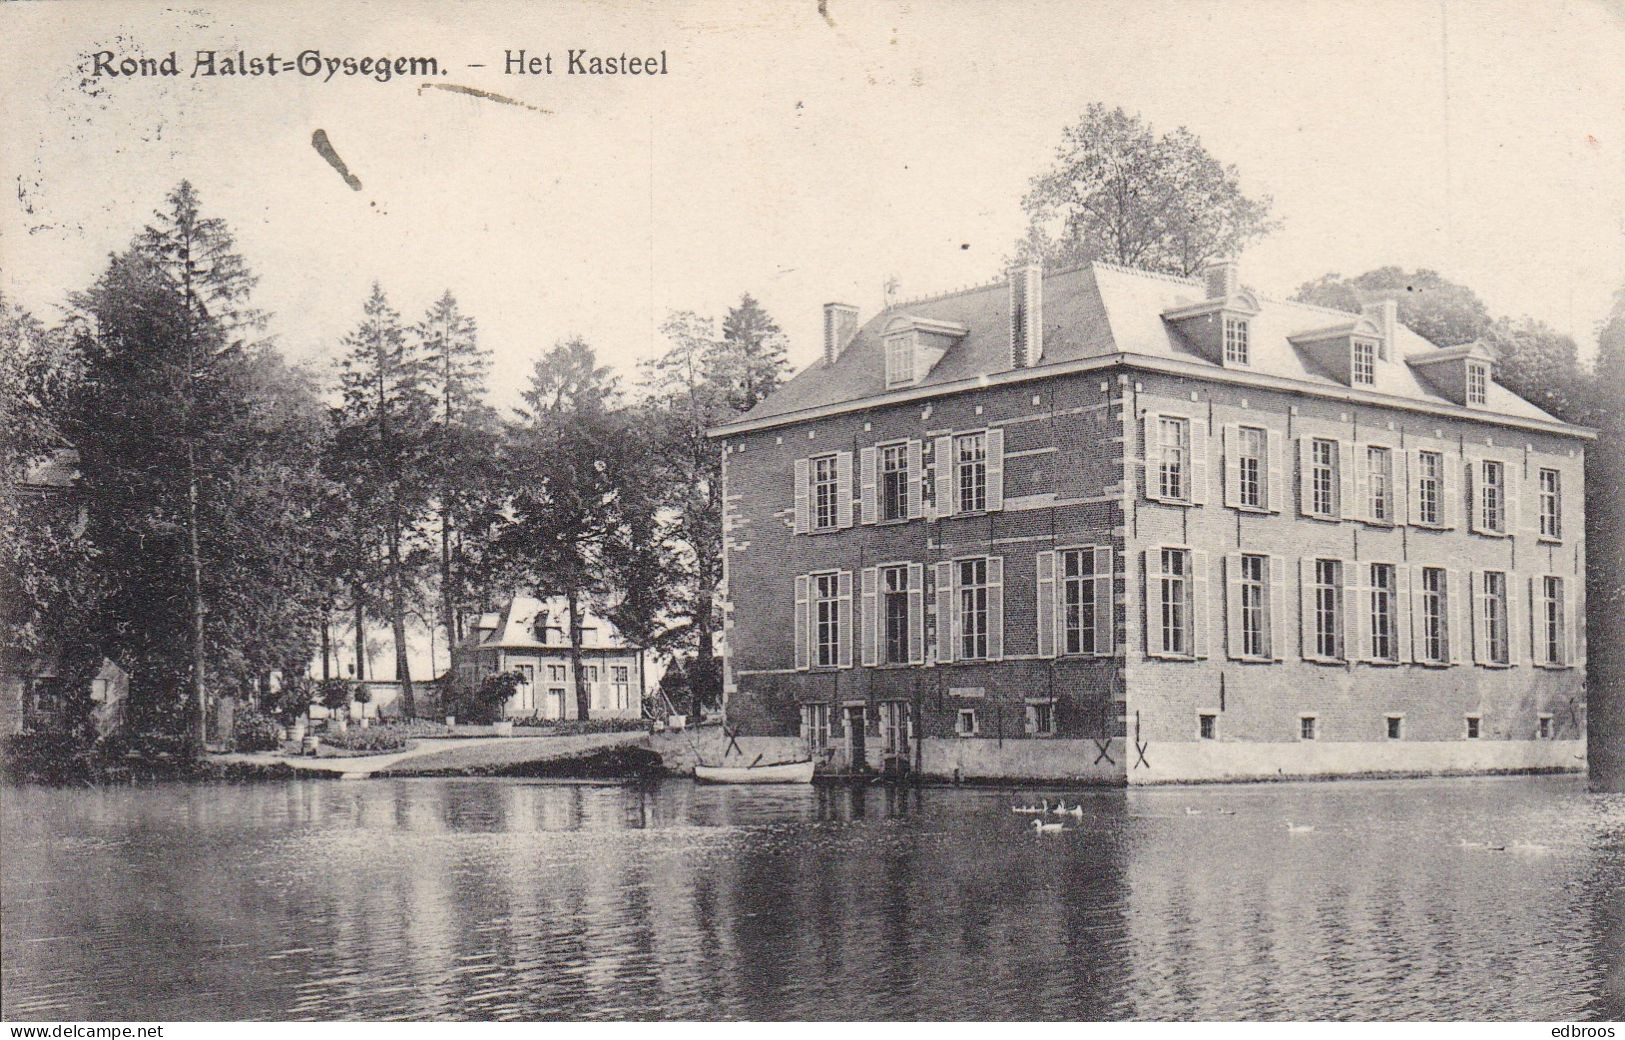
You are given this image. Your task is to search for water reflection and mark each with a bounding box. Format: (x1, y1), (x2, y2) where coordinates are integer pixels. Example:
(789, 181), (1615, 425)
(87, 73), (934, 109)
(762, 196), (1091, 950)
(1, 777), (1619, 1020)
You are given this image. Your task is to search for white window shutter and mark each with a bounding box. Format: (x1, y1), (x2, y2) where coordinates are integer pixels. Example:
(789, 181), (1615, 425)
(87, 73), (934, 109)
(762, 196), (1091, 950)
(1447, 569), (1465, 664)
(1189, 419), (1209, 505)
(1353, 566), (1372, 662)
(1299, 556), (1314, 660)
(1269, 555), (1286, 660)
(1441, 452), (1460, 529)
(1035, 550), (1056, 658)
(837, 570), (853, 667)
(799, 704), (810, 741)
(1222, 424), (1240, 508)
(793, 574), (809, 670)
(986, 427), (1005, 511)
(1341, 564), (1359, 661)
(1297, 438), (1313, 516)
(835, 452), (854, 529)
(934, 436), (954, 518)
(859, 447), (877, 525)
(1407, 448), (1423, 525)
(1144, 413), (1161, 502)
(1266, 429), (1284, 513)
(1191, 550), (1211, 659)
(793, 458), (810, 535)
(1529, 576), (1545, 666)
(1395, 565), (1411, 663)
(987, 556), (1004, 660)
(1338, 441), (1357, 519)
(1505, 463), (1521, 537)
(1092, 545), (1114, 656)
(934, 562), (955, 663)
(1506, 573), (1522, 666)
(907, 563), (925, 664)
(860, 566), (879, 666)
(1146, 549), (1166, 657)
(1353, 445), (1370, 523)
(1410, 565), (1427, 660)
(1225, 553), (1244, 659)
(907, 439), (924, 520)
(1466, 459), (1484, 535)
(1566, 578), (1580, 667)
(1470, 570), (1486, 664)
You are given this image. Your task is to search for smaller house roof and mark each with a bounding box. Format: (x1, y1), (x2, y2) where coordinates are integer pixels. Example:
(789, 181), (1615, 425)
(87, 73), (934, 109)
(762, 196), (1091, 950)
(461, 594), (639, 653)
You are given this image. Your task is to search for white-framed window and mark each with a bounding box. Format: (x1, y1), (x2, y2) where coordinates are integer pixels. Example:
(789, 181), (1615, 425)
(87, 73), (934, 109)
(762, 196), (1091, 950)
(1224, 316), (1249, 365)
(1541, 575), (1566, 667)
(1367, 446), (1393, 522)
(547, 663), (567, 683)
(1300, 715), (1319, 741)
(1026, 701), (1056, 737)
(955, 432), (987, 514)
(813, 571), (841, 667)
(1420, 566), (1449, 664)
(1482, 570), (1509, 666)
(1199, 713), (1217, 740)
(1312, 558), (1343, 659)
(611, 665), (631, 709)
(1465, 715), (1482, 739)
(1416, 450), (1443, 525)
(881, 564), (910, 665)
(1239, 553), (1268, 658)
(1538, 468), (1561, 539)
(802, 702), (832, 750)
(1237, 426), (1265, 509)
(956, 708), (978, 737)
(879, 442), (909, 522)
(1386, 715), (1404, 740)
(957, 557), (990, 660)
(1479, 460), (1506, 533)
(1159, 547), (1191, 657)
(1310, 438), (1338, 516)
(885, 333), (914, 388)
(1467, 362), (1488, 405)
(1370, 563), (1397, 662)
(1353, 339), (1376, 385)
(1158, 417), (1189, 501)
(1060, 548), (1099, 655)
(811, 454), (840, 531)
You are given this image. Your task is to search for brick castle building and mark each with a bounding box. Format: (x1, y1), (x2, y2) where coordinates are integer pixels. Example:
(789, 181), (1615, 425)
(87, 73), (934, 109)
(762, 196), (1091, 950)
(708, 260), (1589, 783)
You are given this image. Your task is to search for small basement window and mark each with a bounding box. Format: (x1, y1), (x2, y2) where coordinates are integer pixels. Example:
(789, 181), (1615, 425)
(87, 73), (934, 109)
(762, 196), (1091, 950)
(1538, 715), (1552, 739)
(1199, 713), (1217, 740)
(1386, 715), (1404, 740)
(1465, 715), (1482, 740)
(1299, 715), (1319, 741)
(956, 708), (978, 737)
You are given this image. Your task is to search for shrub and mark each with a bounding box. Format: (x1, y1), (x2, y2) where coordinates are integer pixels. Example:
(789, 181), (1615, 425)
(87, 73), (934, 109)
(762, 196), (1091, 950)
(319, 678), (354, 712)
(451, 670), (523, 724)
(510, 716), (649, 735)
(320, 724), (412, 753)
(273, 676), (314, 724)
(231, 706), (284, 752)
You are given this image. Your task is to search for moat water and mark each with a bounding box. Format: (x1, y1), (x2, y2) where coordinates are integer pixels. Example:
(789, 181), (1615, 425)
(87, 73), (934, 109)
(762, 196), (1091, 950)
(2, 775), (1621, 1020)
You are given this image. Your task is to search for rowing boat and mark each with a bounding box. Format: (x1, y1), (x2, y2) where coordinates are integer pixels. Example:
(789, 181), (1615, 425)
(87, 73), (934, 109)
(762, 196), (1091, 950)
(694, 759), (815, 784)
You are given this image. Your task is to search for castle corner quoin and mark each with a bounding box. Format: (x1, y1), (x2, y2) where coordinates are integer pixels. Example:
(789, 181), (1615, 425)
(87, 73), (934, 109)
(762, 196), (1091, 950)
(708, 260), (1591, 785)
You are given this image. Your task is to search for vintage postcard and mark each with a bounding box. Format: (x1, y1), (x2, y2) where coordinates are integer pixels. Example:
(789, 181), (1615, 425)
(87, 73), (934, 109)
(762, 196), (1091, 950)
(1, 0), (1621, 1028)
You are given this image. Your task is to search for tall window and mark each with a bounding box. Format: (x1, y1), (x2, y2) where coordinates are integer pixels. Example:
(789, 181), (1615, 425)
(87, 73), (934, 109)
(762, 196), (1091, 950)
(1224, 316), (1249, 364)
(1479, 460), (1505, 533)
(955, 433), (987, 514)
(879, 443), (909, 521)
(881, 565), (910, 664)
(885, 334), (913, 388)
(1237, 426), (1265, 508)
(1158, 417), (1189, 501)
(1353, 339), (1376, 385)
(1542, 576), (1565, 666)
(1313, 558), (1343, 659)
(1420, 567), (1448, 664)
(1483, 570), (1509, 665)
(1467, 362), (1488, 405)
(812, 455), (839, 531)
(1370, 563), (1397, 661)
(1538, 468), (1561, 539)
(1060, 548), (1097, 655)
(1240, 553), (1267, 658)
(611, 665), (631, 710)
(957, 558), (989, 660)
(803, 702), (831, 750)
(1311, 438), (1338, 516)
(1417, 451), (1443, 525)
(1367, 446), (1393, 522)
(1160, 548), (1191, 656)
(813, 572), (840, 667)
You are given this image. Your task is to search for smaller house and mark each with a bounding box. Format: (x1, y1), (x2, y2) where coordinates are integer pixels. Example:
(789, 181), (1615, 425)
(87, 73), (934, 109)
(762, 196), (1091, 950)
(1, 656), (128, 738)
(448, 595), (646, 720)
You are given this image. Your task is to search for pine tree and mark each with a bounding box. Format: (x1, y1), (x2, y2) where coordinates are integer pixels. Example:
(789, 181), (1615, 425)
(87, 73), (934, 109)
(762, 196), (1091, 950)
(717, 294), (789, 413)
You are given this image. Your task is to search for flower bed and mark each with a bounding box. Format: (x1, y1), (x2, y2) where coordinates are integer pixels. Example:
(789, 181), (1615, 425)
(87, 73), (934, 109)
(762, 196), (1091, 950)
(510, 717), (650, 736)
(317, 725), (413, 755)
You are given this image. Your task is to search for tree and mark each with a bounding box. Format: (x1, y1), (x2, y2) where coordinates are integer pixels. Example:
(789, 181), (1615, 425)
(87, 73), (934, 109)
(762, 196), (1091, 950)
(716, 293), (789, 413)
(413, 291), (496, 668)
(1017, 103), (1277, 275)
(1583, 285), (1625, 790)
(1482, 316), (1586, 421)
(491, 338), (658, 720)
(1292, 267), (1493, 347)
(332, 284), (436, 718)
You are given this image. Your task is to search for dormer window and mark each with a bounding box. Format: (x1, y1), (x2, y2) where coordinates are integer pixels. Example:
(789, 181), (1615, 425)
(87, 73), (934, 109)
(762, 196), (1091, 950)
(1352, 339), (1377, 385)
(1466, 362), (1488, 405)
(885, 333), (914, 388)
(1223, 317), (1249, 365)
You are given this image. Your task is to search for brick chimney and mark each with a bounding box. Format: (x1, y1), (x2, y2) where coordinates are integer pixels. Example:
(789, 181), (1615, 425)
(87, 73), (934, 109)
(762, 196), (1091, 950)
(1362, 298), (1398, 353)
(1202, 259), (1239, 300)
(1008, 262), (1043, 368)
(823, 302), (859, 366)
